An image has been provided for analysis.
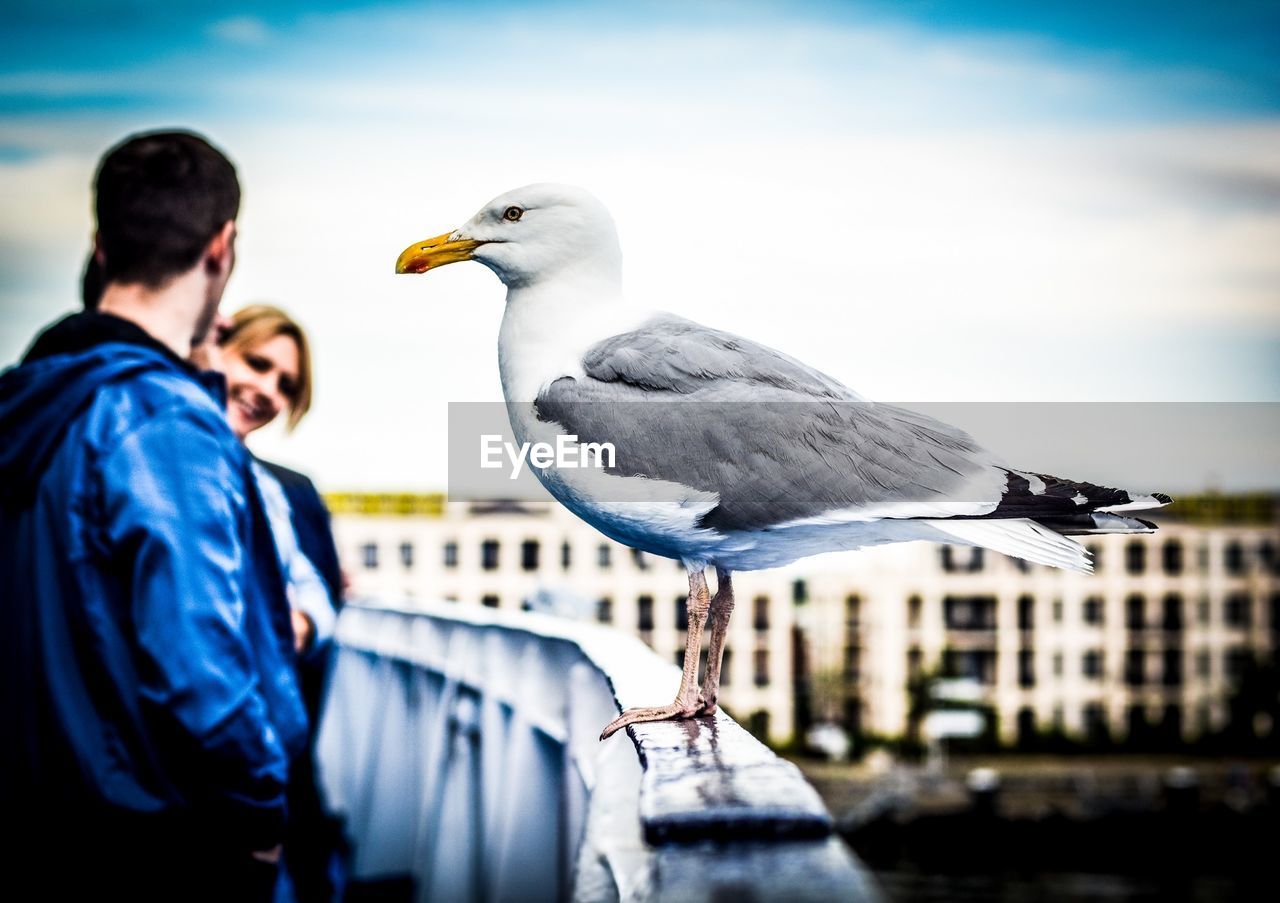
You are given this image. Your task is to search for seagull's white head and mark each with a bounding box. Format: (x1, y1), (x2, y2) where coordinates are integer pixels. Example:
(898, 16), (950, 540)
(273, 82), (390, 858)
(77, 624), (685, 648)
(395, 183), (622, 289)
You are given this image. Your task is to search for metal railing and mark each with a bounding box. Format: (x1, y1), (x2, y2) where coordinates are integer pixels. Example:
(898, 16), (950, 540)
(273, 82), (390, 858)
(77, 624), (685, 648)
(315, 601), (878, 902)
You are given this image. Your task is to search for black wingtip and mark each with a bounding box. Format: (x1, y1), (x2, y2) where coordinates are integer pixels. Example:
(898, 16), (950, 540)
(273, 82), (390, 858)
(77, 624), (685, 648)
(1154, 492), (1174, 506)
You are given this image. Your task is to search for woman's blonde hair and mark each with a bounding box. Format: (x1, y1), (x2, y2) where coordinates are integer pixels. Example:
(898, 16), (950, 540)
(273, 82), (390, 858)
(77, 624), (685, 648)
(220, 304), (313, 430)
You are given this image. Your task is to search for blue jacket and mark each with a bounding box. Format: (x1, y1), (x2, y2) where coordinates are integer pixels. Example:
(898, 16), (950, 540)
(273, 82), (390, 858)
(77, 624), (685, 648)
(0, 314), (307, 851)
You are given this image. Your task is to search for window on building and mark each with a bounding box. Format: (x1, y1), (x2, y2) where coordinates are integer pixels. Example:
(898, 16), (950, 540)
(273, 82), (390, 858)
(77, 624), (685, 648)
(906, 594), (920, 629)
(560, 541), (571, 570)
(943, 595), (997, 630)
(843, 645), (860, 680)
(1196, 649), (1211, 679)
(1087, 544), (1102, 572)
(1224, 540), (1246, 576)
(1125, 541), (1146, 575)
(1162, 593), (1183, 631)
(1052, 652), (1063, 677)
(720, 648), (733, 686)
(1162, 540), (1184, 576)
(747, 710), (770, 740)
(637, 595), (654, 631)
(1127, 704), (1147, 741)
(1017, 707), (1036, 745)
(1126, 594), (1145, 630)
(1162, 648), (1183, 687)
(1125, 649), (1145, 686)
(1053, 599), (1063, 623)
(1017, 595), (1034, 631)
(753, 649), (770, 687)
(443, 541), (458, 568)
(1083, 596), (1104, 625)
(481, 594), (499, 608)
(1083, 703), (1108, 743)
(1197, 544), (1210, 573)
(631, 548), (649, 570)
(675, 595), (688, 631)
(1224, 593), (1251, 628)
(1271, 593), (1280, 635)
(481, 539), (499, 571)
(1083, 650), (1103, 679)
(361, 542), (379, 570)
(753, 596), (770, 631)
(1018, 650), (1035, 687)
(596, 597), (613, 623)
(1224, 648), (1250, 684)
(847, 594), (862, 627)
(1192, 705), (1210, 738)
(907, 647), (923, 679)
(1260, 541), (1278, 575)
(1198, 595), (1211, 625)
(792, 579), (808, 604)
(597, 543), (612, 568)
(941, 545), (983, 572)
(520, 539), (540, 571)
(399, 541), (414, 569)
(943, 649), (997, 685)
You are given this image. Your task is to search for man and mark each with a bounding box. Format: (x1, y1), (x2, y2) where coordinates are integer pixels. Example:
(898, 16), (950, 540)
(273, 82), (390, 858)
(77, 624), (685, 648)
(0, 131), (306, 900)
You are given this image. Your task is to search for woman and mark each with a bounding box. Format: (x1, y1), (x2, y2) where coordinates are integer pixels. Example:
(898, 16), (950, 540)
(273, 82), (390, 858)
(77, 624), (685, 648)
(218, 304), (345, 903)
(219, 305), (341, 652)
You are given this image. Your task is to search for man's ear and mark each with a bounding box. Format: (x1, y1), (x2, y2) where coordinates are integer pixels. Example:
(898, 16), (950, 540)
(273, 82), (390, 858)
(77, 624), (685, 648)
(92, 232), (105, 266)
(204, 220), (236, 275)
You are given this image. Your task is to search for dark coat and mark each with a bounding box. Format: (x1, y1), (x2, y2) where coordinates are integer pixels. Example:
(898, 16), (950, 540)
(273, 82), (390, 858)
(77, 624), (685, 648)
(0, 313), (307, 854)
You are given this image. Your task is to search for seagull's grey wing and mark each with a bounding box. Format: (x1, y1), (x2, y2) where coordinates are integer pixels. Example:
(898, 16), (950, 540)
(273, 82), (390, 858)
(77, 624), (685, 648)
(580, 314), (858, 400)
(536, 315), (1008, 531)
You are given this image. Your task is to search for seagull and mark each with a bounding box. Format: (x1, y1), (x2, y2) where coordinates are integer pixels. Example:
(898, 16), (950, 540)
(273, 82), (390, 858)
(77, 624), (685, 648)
(395, 184), (1171, 741)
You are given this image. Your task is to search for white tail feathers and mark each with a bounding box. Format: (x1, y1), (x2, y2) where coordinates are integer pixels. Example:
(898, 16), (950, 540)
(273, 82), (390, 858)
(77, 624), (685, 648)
(927, 518), (1092, 574)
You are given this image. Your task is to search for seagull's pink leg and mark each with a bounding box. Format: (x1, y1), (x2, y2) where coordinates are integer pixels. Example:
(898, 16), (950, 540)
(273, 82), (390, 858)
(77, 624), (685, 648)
(600, 569), (710, 740)
(697, 568), (734, 716)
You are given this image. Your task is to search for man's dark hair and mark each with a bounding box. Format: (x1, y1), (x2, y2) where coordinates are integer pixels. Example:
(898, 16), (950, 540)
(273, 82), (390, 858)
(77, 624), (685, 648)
(81, 252), (104, 310)
(94, 130), (240, 288)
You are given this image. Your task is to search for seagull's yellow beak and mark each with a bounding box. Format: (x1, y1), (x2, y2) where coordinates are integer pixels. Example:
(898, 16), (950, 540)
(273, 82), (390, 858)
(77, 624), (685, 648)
(394, 232), (483, 274)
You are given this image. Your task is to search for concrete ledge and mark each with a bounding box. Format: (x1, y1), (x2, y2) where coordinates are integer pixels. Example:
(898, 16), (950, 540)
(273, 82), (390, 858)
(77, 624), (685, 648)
(631, 717), (833, 844)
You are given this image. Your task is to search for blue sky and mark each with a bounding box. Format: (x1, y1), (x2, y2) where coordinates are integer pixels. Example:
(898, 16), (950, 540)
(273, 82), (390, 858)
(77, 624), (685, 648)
(1, 1), (1277, 489)
(3, 1), (1277, 131)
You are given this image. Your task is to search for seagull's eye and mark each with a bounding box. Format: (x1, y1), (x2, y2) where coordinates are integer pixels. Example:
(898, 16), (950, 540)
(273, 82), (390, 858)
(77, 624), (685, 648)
(502, 206), (524, 222)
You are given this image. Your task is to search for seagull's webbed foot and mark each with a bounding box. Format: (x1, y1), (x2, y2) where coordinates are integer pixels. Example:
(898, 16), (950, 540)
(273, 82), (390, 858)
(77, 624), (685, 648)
(599, 693), (705, 741)
(600, 567), (713, 742)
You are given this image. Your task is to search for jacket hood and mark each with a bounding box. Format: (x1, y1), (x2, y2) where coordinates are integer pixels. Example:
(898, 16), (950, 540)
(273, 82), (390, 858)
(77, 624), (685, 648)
(0, 343), (186, 507)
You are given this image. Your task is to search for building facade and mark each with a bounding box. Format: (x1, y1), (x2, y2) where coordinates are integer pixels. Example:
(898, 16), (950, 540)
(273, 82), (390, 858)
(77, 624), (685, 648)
(328, 495), (798, 740)
(329, 492), (1279, 748)
(802, 494), (1280, 746)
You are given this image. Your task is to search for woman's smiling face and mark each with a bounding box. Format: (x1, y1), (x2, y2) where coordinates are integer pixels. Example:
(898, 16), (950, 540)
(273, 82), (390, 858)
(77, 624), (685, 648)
(223, 332), (301, 440)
